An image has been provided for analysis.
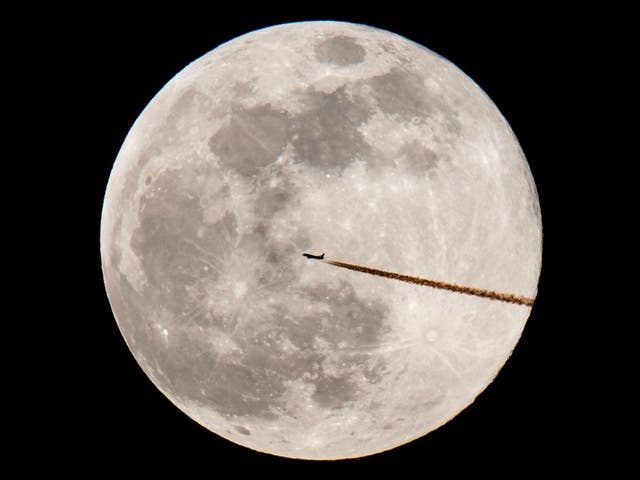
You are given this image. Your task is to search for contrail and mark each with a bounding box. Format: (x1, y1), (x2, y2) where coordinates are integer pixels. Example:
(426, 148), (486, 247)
(323, 259), (535, 307)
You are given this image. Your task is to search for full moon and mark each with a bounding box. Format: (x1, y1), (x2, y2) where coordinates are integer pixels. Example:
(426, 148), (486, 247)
(101, 21), (542, 459)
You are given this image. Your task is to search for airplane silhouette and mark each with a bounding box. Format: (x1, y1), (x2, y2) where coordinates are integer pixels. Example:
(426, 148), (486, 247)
(302, 252), (325, 260)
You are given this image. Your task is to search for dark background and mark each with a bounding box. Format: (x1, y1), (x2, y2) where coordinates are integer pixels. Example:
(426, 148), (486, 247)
(41, 4), (611, 475)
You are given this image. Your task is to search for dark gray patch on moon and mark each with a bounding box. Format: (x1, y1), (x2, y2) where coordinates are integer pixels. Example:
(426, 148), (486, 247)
(109, 217), (123, 273)
(422, 398), (442, 410)
(304, 282), (391, 408)
(192, 354), (285, 419)
(315, 35), (366, 66)
(291, 87), (372, 172)
(131, 166), (236, 292)
(234, 425), (251, 435)
(132, 171), (207, 290)
(398, 141), (441, 176)
(312, 375), (357, 408)
(210, 105), (289, 177)
(367, 69), (428, 117)
(303, 280), (390, 346)
(366, 68), (462, 134)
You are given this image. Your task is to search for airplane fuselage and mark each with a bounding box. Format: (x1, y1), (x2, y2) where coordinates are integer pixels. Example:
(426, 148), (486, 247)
(302, 253), (325, 260)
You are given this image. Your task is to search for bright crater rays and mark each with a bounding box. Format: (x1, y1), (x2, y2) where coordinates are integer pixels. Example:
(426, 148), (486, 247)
(101, 21), (542, 459)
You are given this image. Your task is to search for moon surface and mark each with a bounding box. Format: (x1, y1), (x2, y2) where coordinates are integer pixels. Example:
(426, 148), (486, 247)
(100, 21), (542, 459)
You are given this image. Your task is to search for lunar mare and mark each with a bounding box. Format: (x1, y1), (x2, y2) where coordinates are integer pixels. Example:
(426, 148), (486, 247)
(101, 21), (542, 459)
